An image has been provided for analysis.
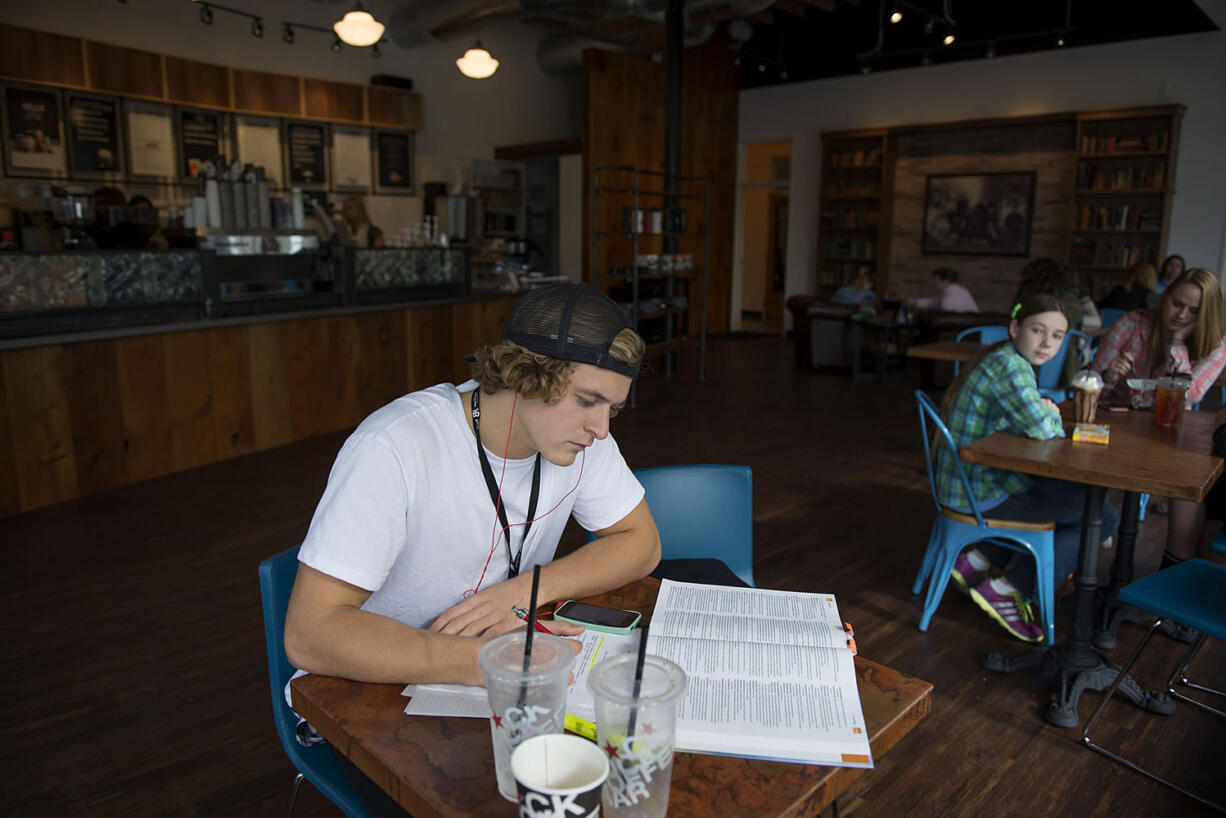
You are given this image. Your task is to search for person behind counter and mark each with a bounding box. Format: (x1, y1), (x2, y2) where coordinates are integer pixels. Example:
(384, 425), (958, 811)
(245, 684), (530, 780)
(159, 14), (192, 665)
(308, 195), (385, 248)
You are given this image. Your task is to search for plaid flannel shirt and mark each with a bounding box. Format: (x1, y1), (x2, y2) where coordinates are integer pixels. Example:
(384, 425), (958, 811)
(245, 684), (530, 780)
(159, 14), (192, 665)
(934, 344), (1065, 510)
(1090, 310), (1226, 405)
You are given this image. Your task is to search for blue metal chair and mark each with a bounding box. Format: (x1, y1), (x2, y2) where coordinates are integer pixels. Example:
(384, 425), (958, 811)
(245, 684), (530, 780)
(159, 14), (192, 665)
(590, 465), (755, 587)
(1037, 328), (1092, 401)
(953, 325), (1008, 376)
(912, 391), (1057, 643)
(1098, 308), (1126, 328)
(259, 545), (367, 818)
(1082, 559), (1226, 812)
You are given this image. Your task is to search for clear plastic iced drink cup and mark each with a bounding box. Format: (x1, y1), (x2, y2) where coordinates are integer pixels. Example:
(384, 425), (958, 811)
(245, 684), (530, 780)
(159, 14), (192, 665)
(588, 653), (688, 818)
(478, 632), (574, 801)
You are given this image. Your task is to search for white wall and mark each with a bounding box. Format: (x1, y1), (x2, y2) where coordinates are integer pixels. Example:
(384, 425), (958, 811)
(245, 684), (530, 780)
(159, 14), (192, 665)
(739, 23), (1226, 325)
(5, 0), (582, 183)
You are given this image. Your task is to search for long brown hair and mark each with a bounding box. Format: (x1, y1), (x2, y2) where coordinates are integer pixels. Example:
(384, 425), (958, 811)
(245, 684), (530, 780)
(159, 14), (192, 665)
(940, 294), (1068, 417)
(1149, 267), (1224, 366)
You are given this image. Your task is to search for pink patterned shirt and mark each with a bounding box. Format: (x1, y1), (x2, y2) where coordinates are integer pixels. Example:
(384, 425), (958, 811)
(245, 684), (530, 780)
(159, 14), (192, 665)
(1090, 310), (1226, 405)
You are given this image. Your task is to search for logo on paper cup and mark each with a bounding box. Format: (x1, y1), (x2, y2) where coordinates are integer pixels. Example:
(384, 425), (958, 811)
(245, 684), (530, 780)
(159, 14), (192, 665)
(603, 737), (672, 808)
(519, 789), (601, 818)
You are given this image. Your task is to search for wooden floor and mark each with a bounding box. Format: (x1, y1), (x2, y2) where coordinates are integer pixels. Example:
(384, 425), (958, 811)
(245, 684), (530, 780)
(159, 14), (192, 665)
(2, 336), (1223, 817)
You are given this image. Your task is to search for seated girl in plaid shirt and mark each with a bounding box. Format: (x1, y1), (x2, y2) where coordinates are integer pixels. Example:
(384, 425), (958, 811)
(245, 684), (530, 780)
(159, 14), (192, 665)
(1092, 267), (1226, 583)
(935, 295), (1120, 642)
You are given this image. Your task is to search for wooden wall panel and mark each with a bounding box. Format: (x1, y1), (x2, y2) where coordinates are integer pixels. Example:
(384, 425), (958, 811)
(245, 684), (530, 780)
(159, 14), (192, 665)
(0, 297), (516, 515)
(303, 78), (364, 122)
(248, 322), (293, 451)
(165, 56), (230, 109)
(60, 340), (128, 498)
(232, 69), (301, 116)
(2, 346), (78, 510)
(0, 24), (84, 87)
(114, 335), (173, 484)
(367, 86), (424, 130)
(207, 326), (255, 460)
(85, 41), (163, 98)
(163, 331), (220, 472)
(354, 311), (409, 419)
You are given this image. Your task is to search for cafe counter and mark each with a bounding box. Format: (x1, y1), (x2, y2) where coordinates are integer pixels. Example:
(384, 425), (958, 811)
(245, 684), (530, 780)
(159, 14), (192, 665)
(0, 247), (518, 517)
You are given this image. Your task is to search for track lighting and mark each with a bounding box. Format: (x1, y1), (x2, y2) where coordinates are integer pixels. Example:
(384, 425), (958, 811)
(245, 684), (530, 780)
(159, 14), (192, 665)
(251, 17), (263, 37)
(281, 23), (294, 44)
(199, 3), (213, 24)
(331, 37), (343, 53)
(921, 52), (932, 65)
(860, 61), (872, 74)
(371, 43), (381, 57)
(922, 17), (934, 35)
(943, 32), (955, 45)
(889, 8), (902, 24)
(985, 43), (996, 58)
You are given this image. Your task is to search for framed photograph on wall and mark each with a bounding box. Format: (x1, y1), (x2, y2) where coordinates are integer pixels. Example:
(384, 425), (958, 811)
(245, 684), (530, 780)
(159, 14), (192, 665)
(374, 129), (413, 195)
(285, 120), (328, 189)
(66, 92), (124, 180)
(178, 107), (226, 181)
(2, 83), (68, 177)
(922, 172), (1036, 256)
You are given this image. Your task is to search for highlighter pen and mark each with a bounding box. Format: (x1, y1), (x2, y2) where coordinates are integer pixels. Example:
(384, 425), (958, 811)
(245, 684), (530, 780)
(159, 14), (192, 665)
(511, 604), (554, 635)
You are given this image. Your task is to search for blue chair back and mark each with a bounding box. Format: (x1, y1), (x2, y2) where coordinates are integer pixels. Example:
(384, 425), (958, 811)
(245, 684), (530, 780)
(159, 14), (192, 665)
(614, 465), (755, 587)
(1037, 328), (1092, 397)
(1098, 308), (1126, 328)
(916, 392), (989, 527)
(953, 325), (1008, 375)
(259, 545), (366, 818)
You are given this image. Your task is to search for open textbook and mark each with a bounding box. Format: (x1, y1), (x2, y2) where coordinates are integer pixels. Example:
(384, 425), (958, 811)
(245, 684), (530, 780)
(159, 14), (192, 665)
(402, 579), (872, 768)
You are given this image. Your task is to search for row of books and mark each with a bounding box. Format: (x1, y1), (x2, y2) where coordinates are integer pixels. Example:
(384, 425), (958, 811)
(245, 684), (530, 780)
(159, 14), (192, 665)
(1080, 132), (1170, 155)
(823, 238), (876, 260)
(1074, 204), (1162, 232)
(1070, 237), (1158, 268)
(824, 180), (881, 197)
(822, 206), (880, 230)
(819, 262), (875, 287)
(830, 147), (883, 168)
(1076, 162), (1166, 191)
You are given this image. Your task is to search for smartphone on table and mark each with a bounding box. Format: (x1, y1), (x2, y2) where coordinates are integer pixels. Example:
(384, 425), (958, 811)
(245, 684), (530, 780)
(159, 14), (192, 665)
(552, 600), (642, 634)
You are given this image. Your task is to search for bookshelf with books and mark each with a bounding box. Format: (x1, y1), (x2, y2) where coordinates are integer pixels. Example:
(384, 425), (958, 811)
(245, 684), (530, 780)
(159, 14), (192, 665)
(818, 130), (891, 294)
(1068, 106), (1183, 294)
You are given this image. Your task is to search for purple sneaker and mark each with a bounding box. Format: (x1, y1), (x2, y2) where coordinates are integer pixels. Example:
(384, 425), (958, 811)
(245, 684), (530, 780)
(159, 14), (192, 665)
(950, 552), (988, 596)
(968, 578), (1044, 643)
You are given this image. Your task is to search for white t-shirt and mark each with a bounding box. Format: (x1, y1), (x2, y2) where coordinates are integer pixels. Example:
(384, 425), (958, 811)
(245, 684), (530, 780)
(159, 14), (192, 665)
(298, 380), (645, 629)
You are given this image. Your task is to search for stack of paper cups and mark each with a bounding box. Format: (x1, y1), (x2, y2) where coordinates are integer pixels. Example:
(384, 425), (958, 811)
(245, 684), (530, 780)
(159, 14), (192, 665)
(205, 180), (222, 228)
(291, 189), (304, 230)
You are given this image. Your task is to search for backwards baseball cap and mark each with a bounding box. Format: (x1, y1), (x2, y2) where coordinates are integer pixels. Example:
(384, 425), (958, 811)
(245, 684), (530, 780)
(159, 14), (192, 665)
(499, 283), (640, 378)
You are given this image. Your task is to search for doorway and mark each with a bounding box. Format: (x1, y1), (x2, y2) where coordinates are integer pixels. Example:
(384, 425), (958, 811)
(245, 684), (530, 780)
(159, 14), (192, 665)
(740, 141), (791, 334)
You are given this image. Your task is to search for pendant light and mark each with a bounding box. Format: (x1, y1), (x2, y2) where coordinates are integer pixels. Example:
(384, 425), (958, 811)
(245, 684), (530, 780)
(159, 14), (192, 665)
(456, 40), (500, 78)
(333, 2), (385, 47)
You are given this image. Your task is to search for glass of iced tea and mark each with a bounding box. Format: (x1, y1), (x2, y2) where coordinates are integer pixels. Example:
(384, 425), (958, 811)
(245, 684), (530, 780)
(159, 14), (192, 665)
(1153, 375), (1191, 428)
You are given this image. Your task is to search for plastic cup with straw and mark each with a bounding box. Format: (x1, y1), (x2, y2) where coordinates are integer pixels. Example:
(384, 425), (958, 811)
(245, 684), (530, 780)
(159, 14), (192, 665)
(478, 565), (574, 801)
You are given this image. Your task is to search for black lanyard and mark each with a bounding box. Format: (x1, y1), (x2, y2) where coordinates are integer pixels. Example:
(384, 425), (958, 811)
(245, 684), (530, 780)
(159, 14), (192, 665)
(471, 388), (541, 579)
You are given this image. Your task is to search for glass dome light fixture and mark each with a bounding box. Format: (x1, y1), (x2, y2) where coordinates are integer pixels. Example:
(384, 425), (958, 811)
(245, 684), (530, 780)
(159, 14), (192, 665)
(456, 40), (500, 78)
(333, 2), (385, 47)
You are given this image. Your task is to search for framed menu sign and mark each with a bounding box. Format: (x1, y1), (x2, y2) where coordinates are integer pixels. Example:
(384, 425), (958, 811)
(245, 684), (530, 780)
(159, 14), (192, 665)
(178, 108), (223, 180)
(67, 93), (123, 178)
(125, 100), (175, 181)
(236, 115), (282, 188)
(2, 84), (67, 177)
(331, 125), (371, 192)
(374, 129), (413, 194)
(285, 121), (327, 188)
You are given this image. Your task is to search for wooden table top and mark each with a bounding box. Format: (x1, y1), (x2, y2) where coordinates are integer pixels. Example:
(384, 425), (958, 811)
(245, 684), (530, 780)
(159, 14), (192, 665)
(905, 340), (982, 362)
(291, 578), (934, 818)
(961, 407), (1222, 502)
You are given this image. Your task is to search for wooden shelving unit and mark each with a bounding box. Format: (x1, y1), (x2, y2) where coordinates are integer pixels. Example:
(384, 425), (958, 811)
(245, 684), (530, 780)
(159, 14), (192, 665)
(817, 129), (892, 295)
(591, 165), (709, 381)
(1067, 106), (1183, 295)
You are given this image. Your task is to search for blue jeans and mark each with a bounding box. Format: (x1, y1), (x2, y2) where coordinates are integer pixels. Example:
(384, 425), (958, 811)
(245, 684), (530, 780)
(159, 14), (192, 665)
(977, 477), (1120, 596)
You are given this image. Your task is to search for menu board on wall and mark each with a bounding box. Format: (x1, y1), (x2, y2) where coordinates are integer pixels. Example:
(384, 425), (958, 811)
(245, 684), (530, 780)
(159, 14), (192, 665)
(126, 101), (175, 180)
(374, 130), (413, 194)
(332, 126), (371, 191)
(236, 115), (282, 188)
(178, 108), (223, 180)
(286, 121), (327, 187)
(67, 93), (123, 177)
(2, 84), (67, 176)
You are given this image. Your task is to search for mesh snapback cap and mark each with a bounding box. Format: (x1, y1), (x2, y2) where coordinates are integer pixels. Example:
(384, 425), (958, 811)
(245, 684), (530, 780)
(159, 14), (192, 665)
(501, 283), (640, 378)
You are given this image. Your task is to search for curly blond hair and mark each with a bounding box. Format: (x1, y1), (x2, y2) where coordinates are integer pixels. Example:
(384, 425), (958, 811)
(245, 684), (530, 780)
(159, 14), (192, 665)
(471, 328), (645, 403)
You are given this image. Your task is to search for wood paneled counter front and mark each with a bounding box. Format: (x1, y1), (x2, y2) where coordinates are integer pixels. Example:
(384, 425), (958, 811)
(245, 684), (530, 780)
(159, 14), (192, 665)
(0, 295), (516, 516)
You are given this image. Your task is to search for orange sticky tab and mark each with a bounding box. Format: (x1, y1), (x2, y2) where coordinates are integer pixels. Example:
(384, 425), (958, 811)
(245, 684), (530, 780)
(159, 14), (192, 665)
(841, 753), (870, 764)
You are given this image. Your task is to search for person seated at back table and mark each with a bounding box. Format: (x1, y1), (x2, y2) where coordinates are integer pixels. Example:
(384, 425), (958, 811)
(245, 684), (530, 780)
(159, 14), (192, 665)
(831, 272), (877, 309)
(1098, 261), (1158, 312)
(913, 267), (979, 313)
(935, 295), (1120, 643)
(1089, 267), (1226, 409)
(1154, 254), (1185, 295)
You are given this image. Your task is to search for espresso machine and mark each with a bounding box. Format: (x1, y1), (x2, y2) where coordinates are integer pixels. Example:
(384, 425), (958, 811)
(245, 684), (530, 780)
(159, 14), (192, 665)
(50, 188), (95, 249)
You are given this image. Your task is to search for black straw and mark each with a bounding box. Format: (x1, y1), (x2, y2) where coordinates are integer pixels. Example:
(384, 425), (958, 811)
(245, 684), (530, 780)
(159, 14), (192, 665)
(518, 566), (542, 707)
(626, 625), (649, 739)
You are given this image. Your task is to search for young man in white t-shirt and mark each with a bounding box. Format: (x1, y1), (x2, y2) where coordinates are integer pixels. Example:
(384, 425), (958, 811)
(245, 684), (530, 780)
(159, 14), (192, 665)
(284, 283), (660, 688)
